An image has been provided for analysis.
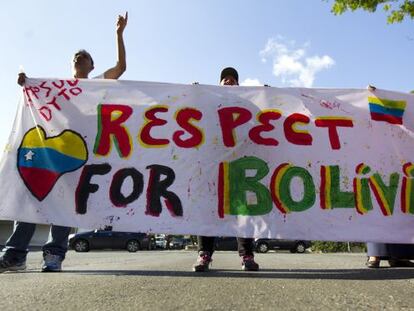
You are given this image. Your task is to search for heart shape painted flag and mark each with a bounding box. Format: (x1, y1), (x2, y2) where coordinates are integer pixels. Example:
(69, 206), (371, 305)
(17, 126), (88, 201)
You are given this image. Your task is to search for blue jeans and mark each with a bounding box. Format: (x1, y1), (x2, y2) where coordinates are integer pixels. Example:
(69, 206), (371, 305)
(2, 222), (71, 262)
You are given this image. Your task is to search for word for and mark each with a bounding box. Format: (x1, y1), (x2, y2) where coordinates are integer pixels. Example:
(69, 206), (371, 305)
(75, 163), (182, 217)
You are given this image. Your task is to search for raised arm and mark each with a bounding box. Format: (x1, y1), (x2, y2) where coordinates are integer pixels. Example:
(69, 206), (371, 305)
(103, 12), (128, 80)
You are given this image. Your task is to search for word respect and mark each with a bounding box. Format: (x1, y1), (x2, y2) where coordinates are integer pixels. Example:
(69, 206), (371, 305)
(93, 104), (354, 158)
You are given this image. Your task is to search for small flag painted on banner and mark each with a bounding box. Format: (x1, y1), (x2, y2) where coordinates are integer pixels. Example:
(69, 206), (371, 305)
(368, 96), (406, 125)
(17, 127), (88, 201)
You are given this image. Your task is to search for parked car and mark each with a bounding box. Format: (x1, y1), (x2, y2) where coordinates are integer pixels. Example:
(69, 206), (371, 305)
(254, 239), (311, 253)
(155, 237), (167, 249)
(169, 237), (191, 249)
(213, 237), (311, 253)
(68, 230), (151, 252)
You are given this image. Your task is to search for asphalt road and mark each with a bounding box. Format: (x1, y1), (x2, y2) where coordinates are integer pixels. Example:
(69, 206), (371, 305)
(1, 250), (414, 311)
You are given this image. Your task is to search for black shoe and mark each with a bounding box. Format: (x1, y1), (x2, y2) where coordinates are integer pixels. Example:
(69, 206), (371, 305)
(192, 251), (212, 272)
(365, 258), (380, 269)
(0, 256), (26, 273)
(241, 255), (259, 271)
(388, 260), (414, 267)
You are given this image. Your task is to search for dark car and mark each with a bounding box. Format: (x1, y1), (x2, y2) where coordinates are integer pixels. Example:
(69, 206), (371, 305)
(169, 237), (191, 249)
(255, 239), (311, 253)
(68, 230), (151, 252)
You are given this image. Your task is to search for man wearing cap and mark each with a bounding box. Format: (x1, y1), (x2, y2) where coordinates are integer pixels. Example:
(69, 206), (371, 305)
(0, 12), (128, 273)
(192, 67), (260, 272)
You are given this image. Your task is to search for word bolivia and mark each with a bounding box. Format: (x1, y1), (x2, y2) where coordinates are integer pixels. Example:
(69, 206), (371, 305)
(218, 157), (414, 218)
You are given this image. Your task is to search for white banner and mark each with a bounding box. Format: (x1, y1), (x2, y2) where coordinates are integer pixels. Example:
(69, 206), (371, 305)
(1, 78), (414, 243)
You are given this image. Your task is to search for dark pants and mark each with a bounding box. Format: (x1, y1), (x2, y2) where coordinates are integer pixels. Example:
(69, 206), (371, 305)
(197, 236), (255, 257)
(367, 243), (414, 259)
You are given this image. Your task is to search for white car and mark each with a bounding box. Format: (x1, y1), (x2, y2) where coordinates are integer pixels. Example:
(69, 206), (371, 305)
(155, 237), (166, 249)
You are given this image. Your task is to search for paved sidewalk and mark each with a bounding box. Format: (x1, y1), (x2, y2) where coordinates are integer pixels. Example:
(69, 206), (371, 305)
(1, 251), (414, 310)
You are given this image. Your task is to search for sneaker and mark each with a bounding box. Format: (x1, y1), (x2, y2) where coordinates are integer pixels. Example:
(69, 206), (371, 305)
(366, 257), (380, 269)
(0, 256), (26, 273)
(192, 251), (212, 272)
(241, 255), (259, 271)
(41, 254), (62, 272)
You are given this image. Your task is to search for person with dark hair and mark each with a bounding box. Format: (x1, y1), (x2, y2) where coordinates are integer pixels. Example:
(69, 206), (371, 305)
(192, 67), (260, 272)
(1, 12), (128, 273)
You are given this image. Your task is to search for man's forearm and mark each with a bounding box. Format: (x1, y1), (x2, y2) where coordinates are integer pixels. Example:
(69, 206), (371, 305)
(116, 32), (126, 72)
(102, 32), (126, 79)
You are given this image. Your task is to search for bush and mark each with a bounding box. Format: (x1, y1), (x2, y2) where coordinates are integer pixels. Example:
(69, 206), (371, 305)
(311, 241), (366, 253)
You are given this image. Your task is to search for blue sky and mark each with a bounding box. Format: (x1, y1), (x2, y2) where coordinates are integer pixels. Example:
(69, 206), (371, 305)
(1, 0), (414, 148)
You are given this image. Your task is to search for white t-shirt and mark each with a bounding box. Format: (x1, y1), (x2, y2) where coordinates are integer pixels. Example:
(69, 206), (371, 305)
(93, 74), (105, 79)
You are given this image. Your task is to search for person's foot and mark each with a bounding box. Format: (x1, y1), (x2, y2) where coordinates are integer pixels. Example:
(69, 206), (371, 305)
(388, 259), (414, 267)
(0, 256), (26, 273)
(192, 251), (212, 272)
(366, 257), (380, 268)
(41, 254), (63, 272)
(241, 255), (259, 271)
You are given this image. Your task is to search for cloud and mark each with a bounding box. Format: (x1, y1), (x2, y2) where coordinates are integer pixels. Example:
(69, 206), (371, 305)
(260, 37), (334, 87)
(241, 78), (262, 86)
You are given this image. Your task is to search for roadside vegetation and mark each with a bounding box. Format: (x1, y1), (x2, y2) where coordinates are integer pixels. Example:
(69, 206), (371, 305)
(312, 241), (367, 253)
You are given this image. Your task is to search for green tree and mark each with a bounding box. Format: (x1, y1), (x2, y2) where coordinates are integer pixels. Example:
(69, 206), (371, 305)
(328, 0), (414, 23)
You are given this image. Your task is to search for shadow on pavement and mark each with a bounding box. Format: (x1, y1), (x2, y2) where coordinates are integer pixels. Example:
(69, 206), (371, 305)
(37, 268), (414, 280)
